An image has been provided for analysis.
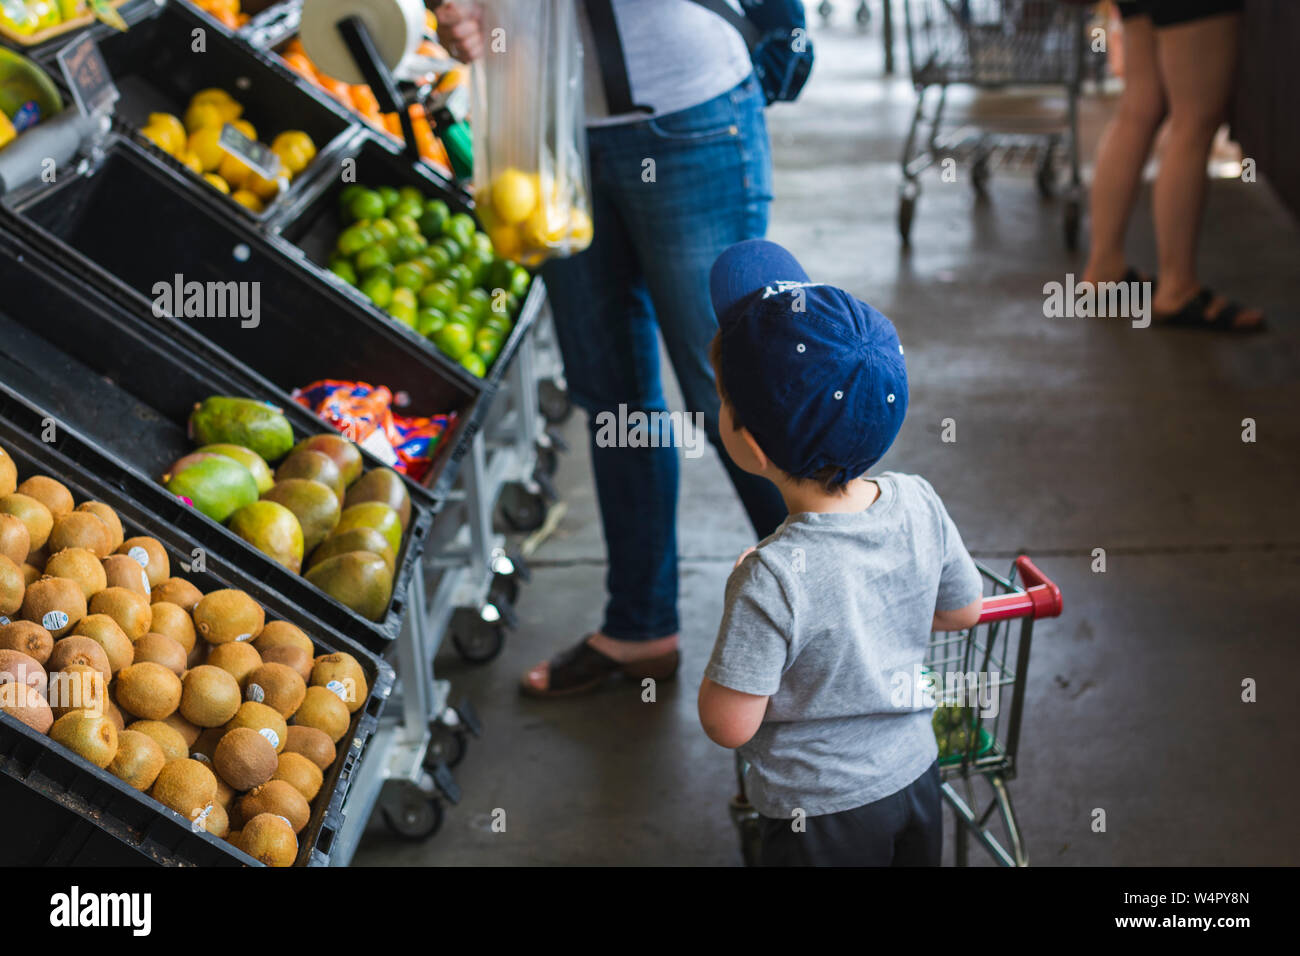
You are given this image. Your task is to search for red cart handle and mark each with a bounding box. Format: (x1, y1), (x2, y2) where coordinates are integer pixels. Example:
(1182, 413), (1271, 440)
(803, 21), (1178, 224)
(977, 556), (1063, 623)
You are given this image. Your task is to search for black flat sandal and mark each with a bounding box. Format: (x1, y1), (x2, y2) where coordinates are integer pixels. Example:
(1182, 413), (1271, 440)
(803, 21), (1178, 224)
(1153, 288), (1265, 333)
(519, 636), (681, 699)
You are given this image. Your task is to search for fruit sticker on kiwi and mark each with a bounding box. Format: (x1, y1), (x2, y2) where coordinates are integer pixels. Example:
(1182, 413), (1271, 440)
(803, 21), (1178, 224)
(193, 752), (211, 764)
(0, 617), (8, 626)
(42, 611), (69, 632)
(141, 569), (151, 596)
(190, 803), (214, 834)
(327, 680), (348, 702)
(128, 546), (150, 568)
(236, 633), (254, 643)
(258, 727), (281, 750)
(247, 683), (266, 704)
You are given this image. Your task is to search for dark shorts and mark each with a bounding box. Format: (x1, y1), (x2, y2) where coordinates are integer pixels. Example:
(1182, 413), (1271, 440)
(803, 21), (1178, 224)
(758, 761), (943, 867)
(1116, 0), (1243, 27)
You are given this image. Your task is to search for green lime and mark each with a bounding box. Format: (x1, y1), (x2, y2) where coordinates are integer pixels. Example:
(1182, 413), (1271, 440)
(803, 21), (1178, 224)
(395, 234), (428, 260)
(443, 212), (477, 248)
(377, 186), (401, 209)
(354, 244), (391, 273)
(463, 247), (494, 286)
(481, 311), (512, 335)
(420, 199), (450, 237)
(416, 307), (448, 336)
(338, 184), (367, 218)
(423, 245), (452, 275)
(392, 199), (424, 222)
(432, 321), (474, 360)
(371, 217), (399, 241)
(394, 261), (431, 291)
(462, 288), (491, 321)
(448, 305), (479, 332)
(398, 186), (425, 206)
(418, 279), (459, 314)
(388, 300), (417, 328)
(474, 327), (504, 362)
(391, 286), (417, 309)
(508, 264), (531, 299)
(459, 353), (487, 378)
(348, 189), (386, 223)
(336, 223), (376, 256)
(360, 274), (393, 309)
(380, 236), (402, 260)
(488, 257), (517, 291)
(470, 231), (495, 257)
(393, 214), (421, 237)
(328, 256), (358, 286)
(444, 263), (474, 294)
(434, 237), (463, 262)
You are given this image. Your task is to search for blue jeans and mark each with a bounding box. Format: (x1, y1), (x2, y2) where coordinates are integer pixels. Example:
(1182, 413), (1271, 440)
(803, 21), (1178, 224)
(541, 74), (787, 642)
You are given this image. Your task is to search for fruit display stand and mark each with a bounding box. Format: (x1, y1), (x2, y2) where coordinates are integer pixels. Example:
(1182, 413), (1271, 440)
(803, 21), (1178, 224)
(0, 0), (136, 54)
(0, 388), (396, 865)
(0, 229), (434, 655)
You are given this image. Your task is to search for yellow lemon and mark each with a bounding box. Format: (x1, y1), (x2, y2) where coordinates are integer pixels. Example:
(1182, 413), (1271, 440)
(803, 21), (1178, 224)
(182, 101), (225, 133)
(521, 202), (566, 249)
(189, 89), (242, 121)
(567, 207), (594, 246)
(178, 150), (204, 175)
(231, 190), (265, 213)
(490, 168), (538, 225)
(147, 113), (186, 145)
(140, 123), (184, 157)
(231, 119), (257, 141)
(217, 152), (252, 190)
(187, 126), (225, 172)
(270, 131), (317, 176)
(203, 173), (231, 194)
(486, 223), (523, 261)
(246, 169), (282, 202)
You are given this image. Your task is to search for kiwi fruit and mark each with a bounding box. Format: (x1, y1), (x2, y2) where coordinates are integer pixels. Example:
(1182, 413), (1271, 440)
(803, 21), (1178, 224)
(260, 644), (313, 682)
(0, 681), (53, 733)
(253, 620), (314, 658)
(44, 548), (107, 599)
(46, 513), (112, 559)
(0, 555), (24, 617)
(47, 664), (107, 720)
(117, 537), (169, 589)
(151, 578), (202, 612)
(310, 652), (368, 714)
(187, 641), (208, 670)
(151, 758), (217, 822)
(107, 730), (167, 791)
(102, 555), (151, 597)
(214, 726), (279, 791)
(190, 726), (224, 765)
(0, 447), (14, 497)
(238, 779), (309, 833)
(49, 710), (118, 768)
(214, 775), (236, 809)
(115, 662), (183, 721)
(19, 576), (85, 637)
(193, 589), (264, 646)
(148, 601), (196, 654)
(0, 620), (53, 664)
(272, 751), (323, 801)
(224, 701), (288, 753)
(47, 635), (111, 682)
(293, 686), (350, 743)
(0, 493), (53, 552)
(71, 614), (134, 674)
(284, 725), (336, 770)
(88, 587), (152, 641)
(238, 812), (297, 867)
(20, 563), (40, 587)
(0, 513), (30, 565)
(203, 801), (231, 839)
(75, 502), (124, 552)
(127, 719), (189, 762)
(245, 663), (306, 718)
(161, 710), (201, 748)
(132, 632), (187, 676)
(0, 647), (46, 690)
(25, 544), (48, 568)
(179, 664), (242, 727)
(207, 642), (262, 688)
(16, 477), (73, 520)
(103, 696), (126, 732)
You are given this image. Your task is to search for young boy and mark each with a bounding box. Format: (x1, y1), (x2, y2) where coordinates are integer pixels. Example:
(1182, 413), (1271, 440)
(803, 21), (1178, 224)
(698, 239), (984, 867)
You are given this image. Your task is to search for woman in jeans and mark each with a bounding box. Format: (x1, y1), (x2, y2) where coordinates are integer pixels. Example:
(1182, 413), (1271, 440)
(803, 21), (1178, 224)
(437, 1), (787, 695)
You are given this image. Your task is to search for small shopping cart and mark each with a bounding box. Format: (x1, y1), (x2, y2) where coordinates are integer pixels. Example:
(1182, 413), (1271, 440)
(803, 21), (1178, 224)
(728, 555), (1063, 866)
(897, 0), (1092, 248)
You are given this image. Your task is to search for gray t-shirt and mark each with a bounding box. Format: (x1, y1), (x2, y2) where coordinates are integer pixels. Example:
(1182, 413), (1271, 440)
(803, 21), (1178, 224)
(578, 0), (754, 126)
(705, 472), (983, 819)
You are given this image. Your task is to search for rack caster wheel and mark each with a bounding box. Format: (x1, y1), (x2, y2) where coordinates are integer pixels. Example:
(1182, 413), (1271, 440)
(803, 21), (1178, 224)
(380, 780), (444, 841)
(538, 379), (573, 424)
(499, 481), (548, 532)
(535, 442), (559, 480)
(450, 606), (507, 664)
(898, 182), (918, 245)
(489, 549), (528, 606)
(424, 721), (468, 769)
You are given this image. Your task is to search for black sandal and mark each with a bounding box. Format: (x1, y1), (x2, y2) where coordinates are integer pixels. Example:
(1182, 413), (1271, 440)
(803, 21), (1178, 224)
(519, 636), (681, 699)
(1153, 288), (1265, 333)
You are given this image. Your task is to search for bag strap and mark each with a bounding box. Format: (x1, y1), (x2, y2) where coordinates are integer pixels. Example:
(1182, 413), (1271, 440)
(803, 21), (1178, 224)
(687, 0), (763, 51)
(580, 0), (653, 116)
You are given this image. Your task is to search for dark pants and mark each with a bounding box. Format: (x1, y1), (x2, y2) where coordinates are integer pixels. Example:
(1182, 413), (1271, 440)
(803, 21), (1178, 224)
(758, 762), (943, 867)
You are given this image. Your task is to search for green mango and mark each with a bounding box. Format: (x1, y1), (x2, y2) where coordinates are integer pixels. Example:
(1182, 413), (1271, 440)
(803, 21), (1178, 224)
(189, 397), (295, 463)
(343, 468), (411, 530)
(308, 527), (396, 574)
(165, 456), (259, 524)
(335, 502), (403, 556)
(290, 435), (363, 487)
(305, 551), (393, 621)
(261, 479), (340, 555)
(196, 444), (274, 494)
(228, 500), (304, 574)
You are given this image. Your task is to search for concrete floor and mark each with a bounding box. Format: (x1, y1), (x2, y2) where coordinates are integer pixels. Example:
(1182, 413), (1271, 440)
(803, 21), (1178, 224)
(355, 12), (1300, 866)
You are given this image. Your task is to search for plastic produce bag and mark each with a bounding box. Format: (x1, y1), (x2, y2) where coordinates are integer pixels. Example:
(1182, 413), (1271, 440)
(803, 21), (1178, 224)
(471, 0), (592, 267)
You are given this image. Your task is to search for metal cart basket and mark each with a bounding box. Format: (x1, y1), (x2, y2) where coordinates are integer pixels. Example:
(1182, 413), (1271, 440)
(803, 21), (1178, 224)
(729, 555), (1063, 866)
(898, 0), (1090, 247)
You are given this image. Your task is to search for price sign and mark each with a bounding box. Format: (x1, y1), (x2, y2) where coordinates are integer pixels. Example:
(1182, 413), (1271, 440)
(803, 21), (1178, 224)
(56, 33), (120, 118)
(218, 123), (283, 182)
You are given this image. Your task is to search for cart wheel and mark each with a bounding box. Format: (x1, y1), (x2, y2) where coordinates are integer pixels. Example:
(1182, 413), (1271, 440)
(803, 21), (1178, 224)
(451, 611), (507, 664)
(380, 781), (444, 841)
(490, 570), (520, 607)
(538, 379), (573, 424)
(499, 481), (547, 533)
(425, 723), (468, 769)
(817, 0), (833, 23)
(729, 796), (763, 867)
(535, 442), (559, 479)
(1063, 198), (1081, 250)
(898, 183), (918, 245)
(855, 1), (870, 29)
(971, 156), (991, 196)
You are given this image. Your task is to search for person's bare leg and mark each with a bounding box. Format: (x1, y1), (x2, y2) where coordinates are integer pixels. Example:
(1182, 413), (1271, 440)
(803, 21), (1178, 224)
(1082, 16), (1165, 285)
(1151, 14), (1263, 326)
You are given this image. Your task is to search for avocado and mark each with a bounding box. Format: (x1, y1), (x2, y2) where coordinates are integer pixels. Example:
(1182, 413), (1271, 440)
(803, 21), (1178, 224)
(308, 526), (395, 574)
(304, 551), (393, 621)
(343, 468), (411, 531)
(261, 480), (340, 554)
(228, 501), (305, 574)
(189, 397), (294, 463)
(290, 435), (363, 487)
(334, 502), (403, 556)
(165, 456), (259, 523)
(196, 445), (274, 494)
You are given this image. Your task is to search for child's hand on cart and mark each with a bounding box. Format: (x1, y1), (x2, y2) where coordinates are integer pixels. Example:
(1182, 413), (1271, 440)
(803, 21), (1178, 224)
(434, 2), (485, 63)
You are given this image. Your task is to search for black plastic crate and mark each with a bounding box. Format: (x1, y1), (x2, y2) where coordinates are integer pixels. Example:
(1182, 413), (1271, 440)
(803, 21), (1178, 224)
(1, 133), (489, 501)
(0, 231), (432, 652)
(0, 390), (395, 866)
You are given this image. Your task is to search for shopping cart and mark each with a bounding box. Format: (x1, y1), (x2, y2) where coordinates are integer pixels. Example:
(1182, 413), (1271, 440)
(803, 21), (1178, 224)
(728, 555), (1063, 866)
(897, 0), (1091, 248)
